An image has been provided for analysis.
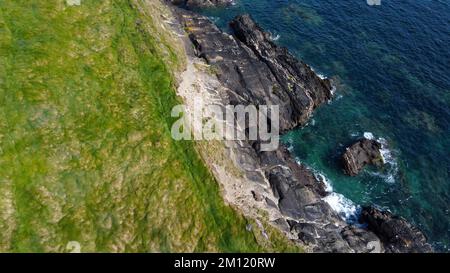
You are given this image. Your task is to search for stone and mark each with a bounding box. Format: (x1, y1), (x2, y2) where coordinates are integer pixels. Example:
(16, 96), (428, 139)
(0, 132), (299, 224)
(168, 0), (233, 8)
(359, 206), (433, 253)
(342, 138), (383, 176)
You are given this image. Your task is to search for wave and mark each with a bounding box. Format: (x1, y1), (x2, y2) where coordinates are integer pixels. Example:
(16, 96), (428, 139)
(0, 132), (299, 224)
(284, 140), (359, 222)
(268, 32), (280, 41)
(363, 132), (375, 140)
(362, 132), (399, 184)
(208, 16), (220, 24)
(313, 170), (359, 223)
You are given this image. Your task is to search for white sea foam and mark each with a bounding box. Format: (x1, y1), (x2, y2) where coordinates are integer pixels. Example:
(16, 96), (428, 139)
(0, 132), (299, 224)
(330, 85), (337, 95)
(323, 193), (359, 220)
(314, 172), (333, 192)
(310, 66), (327, 80)
(268, 32), (280, 41)
(208, 16), (220, 24)
(313, 169), (359, 221)
(362, 132), (399, 184)
(376, 137), (398, 184)
(378, 138), (393, 164)
(363, 132), (375, 140)
(287, 145), (359, 222)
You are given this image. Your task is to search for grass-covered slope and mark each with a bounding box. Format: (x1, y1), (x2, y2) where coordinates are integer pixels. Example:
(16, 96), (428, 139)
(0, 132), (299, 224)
(0, 0), (299, 252)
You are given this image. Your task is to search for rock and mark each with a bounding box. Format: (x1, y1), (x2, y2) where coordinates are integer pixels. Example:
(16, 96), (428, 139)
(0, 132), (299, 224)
(289, 221), (357, 253)
(168, 0), (233, 8)
(171, 7), (369, 252)
(230, 14), (334, 130)
(341, 226), (383, 253)
(265, 197), (278, 208)
(359, 206), (433, 253)
(272, 218), (291, 233)
(251, 190), (264, 202)
(174, 12), (334, 132)
(342, 138), (383, 176)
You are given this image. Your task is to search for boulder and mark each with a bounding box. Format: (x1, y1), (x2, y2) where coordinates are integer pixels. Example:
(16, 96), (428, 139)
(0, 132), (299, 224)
(359, 206), (433, 253)
(342, 138), (382, 176)
(168, 0), (233, 8)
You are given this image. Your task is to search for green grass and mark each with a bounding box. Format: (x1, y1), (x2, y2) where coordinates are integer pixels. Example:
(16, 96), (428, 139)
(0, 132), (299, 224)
(0, 0), (300, 253)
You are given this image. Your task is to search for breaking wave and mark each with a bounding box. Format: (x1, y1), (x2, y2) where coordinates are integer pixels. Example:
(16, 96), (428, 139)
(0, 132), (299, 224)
(363, 132), (399, 184)
(268, 32), (280, 41)
(313, 171), (359, 222)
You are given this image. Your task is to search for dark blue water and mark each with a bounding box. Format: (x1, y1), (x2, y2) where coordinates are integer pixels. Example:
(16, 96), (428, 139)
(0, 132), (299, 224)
(199, 0), (450, 251)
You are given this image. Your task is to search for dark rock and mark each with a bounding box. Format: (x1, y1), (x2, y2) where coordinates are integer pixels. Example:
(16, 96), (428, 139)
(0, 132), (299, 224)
(341, 226), (383, 253)
(168, 0), (233, 8)
(265, 197), (278, 208)
(289, 221), (356, 253)
(176, 12), (334, 132)
(342, 138), (383, 176)
(230, 14), (334, 130)
(273, 218), (291, 233)
(359, 206), (433, 253)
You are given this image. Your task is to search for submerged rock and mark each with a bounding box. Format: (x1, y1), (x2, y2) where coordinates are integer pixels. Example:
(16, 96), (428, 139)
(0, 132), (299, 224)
(342, 138), (383, 176)
(360, 206), (433, 253)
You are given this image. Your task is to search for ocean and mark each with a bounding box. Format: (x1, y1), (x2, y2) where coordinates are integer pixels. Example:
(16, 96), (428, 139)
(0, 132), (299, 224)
(198, 0), (450, 251)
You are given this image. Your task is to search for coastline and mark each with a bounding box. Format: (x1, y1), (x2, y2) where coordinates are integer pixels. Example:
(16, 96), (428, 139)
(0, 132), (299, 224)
(162, 1), (433, 253)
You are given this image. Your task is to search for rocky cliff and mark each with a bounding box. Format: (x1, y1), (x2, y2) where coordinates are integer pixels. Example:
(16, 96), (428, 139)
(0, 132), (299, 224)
(168, 0), (233, 8)
(167, 2), (432, 253)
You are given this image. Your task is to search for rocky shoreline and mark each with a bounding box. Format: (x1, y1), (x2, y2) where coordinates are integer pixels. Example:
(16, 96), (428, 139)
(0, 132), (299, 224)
(169, 0), (233, 9)
(164, 1), (432, 252)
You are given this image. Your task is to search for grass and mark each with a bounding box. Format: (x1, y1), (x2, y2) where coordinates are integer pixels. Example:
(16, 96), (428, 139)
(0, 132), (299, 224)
(0, 0), (301, 252)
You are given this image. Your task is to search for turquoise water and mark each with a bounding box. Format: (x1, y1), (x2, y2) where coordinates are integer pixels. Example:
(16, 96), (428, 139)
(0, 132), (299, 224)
(199, 0), (450, 251)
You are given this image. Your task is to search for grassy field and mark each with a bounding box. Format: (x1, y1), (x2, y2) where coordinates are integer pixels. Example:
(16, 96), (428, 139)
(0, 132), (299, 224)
(0, 0), (300, 252)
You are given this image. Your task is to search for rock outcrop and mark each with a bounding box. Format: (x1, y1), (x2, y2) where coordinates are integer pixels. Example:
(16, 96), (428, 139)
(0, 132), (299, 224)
(342, 138), (383, 176)
(166, 3), (432, 253)
(360, 206), (433, 253)
(169, 0), (233, 8)
(171, 8), (378, 252)
(175, 12), (334, 132)
(230, 14), (334, 129)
